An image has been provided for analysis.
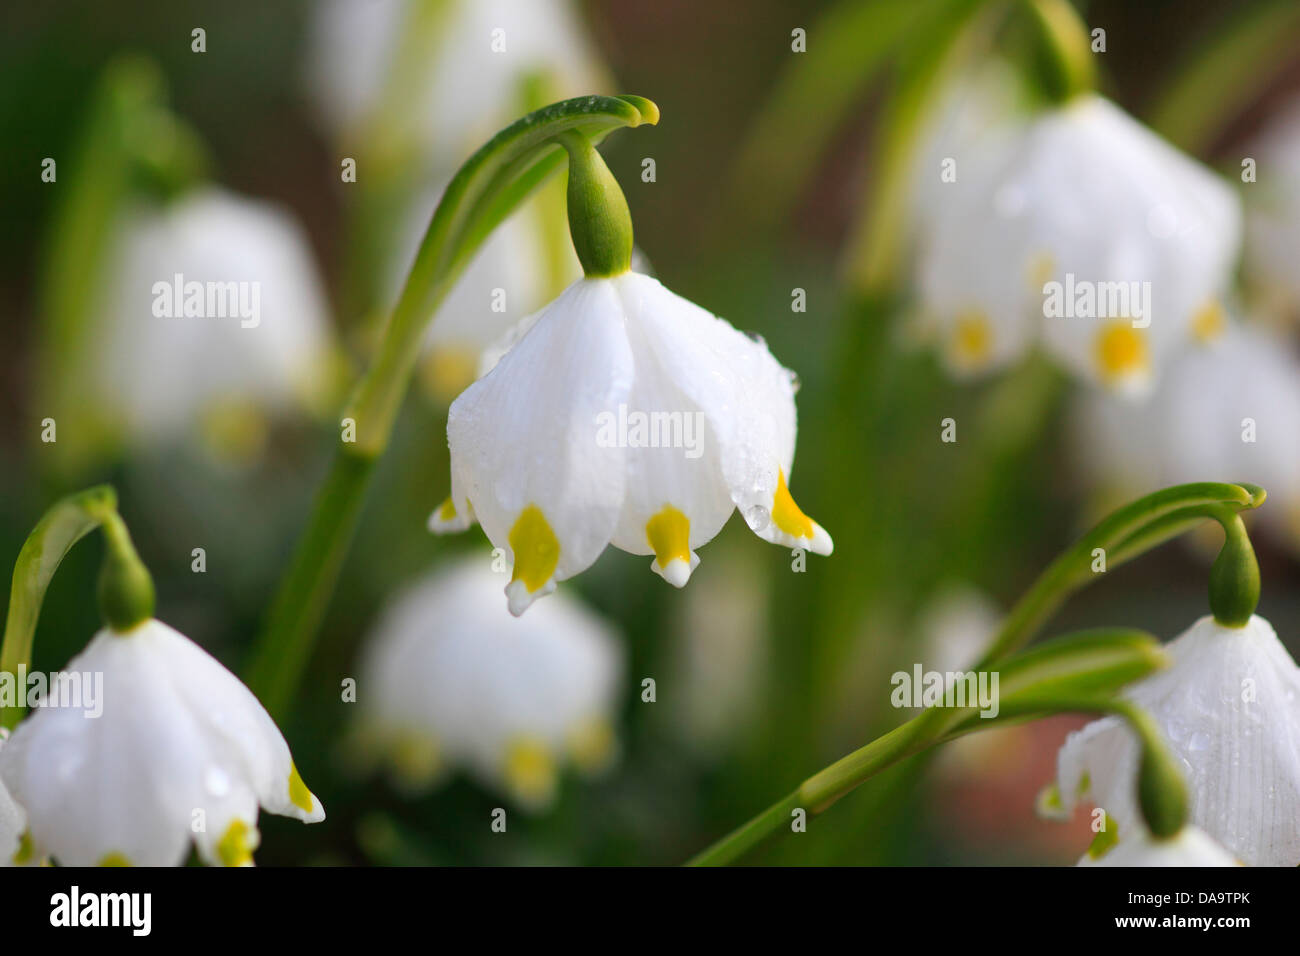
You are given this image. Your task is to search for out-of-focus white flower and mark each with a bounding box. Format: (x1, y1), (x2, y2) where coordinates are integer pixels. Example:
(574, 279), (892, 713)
(1053, 614), (1300, 867)
(0, 730), (36, 866)
(1078, 825), (1240, 867)
(917, 94), (1240, 392)
(1243, 95), (1300, 319)
(306, 0), (605, 168)
(91, 187), (335, 459)
(1072, 325), (1300, 545)
(354, 560), (622, 809)
(0, 619), (324, 867)
(432, 272), (832, 614)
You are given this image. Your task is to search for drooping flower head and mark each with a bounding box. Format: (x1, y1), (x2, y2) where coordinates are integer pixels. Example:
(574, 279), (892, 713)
(1077, 824), (1239, 867)
(0, 730), (36, 867)
(432, 132), (832, 614)
(353, 559), (622, 808)
(1052, 614), (1300, 866)
(0, 619), (324, 867)
(917, 94), (1240, 393)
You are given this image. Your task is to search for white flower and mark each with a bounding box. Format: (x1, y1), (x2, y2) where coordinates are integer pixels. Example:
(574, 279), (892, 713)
(354, 559), (622, 809)
(0, 619), (324, 867)
(0, 730), (36, 866)
(432, 272), (833, 614)
(916, 94), (1240, 392)
(1078, 825), (1240, 867)
(93, 187), (335, 456)
(1071, 324), (1300, 546)
(1242, 95), (1300, 318)
(1053, 615), (1300, 867)
(306, 0), (605, 169)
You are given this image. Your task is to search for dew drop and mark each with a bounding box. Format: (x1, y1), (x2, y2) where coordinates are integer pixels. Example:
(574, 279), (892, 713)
(204, 766), (232, 797)
(744, 505), (770, 532)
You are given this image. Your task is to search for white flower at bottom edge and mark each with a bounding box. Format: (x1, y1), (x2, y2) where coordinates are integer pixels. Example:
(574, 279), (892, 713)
(0, 619), (324, 867)
(1078, 825), (1240, 867)
(431, 271), (833, 615)
(0, 730), (37, 866)
(1052, 615), (1300, 867)
(354, 559), (623, 810)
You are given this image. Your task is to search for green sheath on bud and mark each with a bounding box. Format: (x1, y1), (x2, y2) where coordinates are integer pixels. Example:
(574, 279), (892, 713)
(1124, 703), (1188, 839)
(97, 512), (155, 633)
(1208, 512), (1260, 628)
(557, 131), (633, 278)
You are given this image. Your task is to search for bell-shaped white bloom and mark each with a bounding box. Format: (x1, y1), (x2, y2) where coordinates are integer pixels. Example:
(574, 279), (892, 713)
(354, 560), (622, 809)
(0, 619), (324, 867)
(1072, 325), (1300, 546)
(91, 187), (335, 457)
(433, 272), (832, 614)
(0, 730), (36, 867)
(306, 0), (604, 169)
(1078, 825), (1240, 867)
(1053, 615), (1300, 867)
(1242, 95), (1300, 318)
(917, 94), (1240, 392)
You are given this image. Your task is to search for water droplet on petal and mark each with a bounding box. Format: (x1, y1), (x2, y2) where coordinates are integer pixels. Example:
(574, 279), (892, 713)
(204, 766), (231, 797)
(744, 505), (770, 531)
(1188, 731), (1211, 753)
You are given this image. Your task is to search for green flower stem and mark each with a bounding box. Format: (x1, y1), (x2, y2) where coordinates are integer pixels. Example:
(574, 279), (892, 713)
(1022, 0), (1096, 103)
(687, 627), (1166, 865)
(556, 131), (634, 277)
(974, 482), (1264, 669)
(1, 486), (120, 729)
(244, 96), (658, 716)
(96, 510), (156, 633)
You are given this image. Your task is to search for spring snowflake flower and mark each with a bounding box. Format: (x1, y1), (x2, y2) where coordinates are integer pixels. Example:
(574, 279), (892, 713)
(916, 94), (1240, 392)
(353, 560), (622, 809)
(0, 730), (36, 867)
(91, 187), (335, 459)
(0, 619), (324, 867)
(1072, 324), (1300, 546)
(1078, 825), (1239, 867)
(306, 0), (604, 168)
(1051, 614), (1300, 867)
(431, 272), (833, 614)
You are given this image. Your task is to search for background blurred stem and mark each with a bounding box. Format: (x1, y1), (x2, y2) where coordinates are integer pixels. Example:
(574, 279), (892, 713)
(244, 96), (659, 717)
(1021, 0), (1096, 103)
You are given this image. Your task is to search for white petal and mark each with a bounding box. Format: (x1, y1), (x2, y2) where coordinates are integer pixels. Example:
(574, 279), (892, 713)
(1079, 825), (1240, 866)
(447, 279), (634, 613)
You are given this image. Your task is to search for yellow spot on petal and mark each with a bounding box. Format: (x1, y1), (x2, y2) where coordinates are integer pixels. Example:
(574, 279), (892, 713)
(1190, 299), (1225, 343)
(772, 470), (814, 540)
(950, 311), (993, 367)
(98, 852), (132, 867)
(1094, 322), (1149, 382)
(1028, 251), (1056, 289)
(509, 505), (560, 594)
(567, 717), (616, 774)
(288, 762), (315, 814)
(437, 497), (457, 521)
(503, 737), (557, 807)
(12, 829), (34, 865)
(389, 732), (442, 789)
(420, 347), (481, 403)
(645, 505), (691, 568)
(216, 819), (258, 867)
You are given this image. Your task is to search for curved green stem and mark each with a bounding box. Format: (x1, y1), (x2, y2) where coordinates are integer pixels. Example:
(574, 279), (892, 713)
(1021, 0), (1096, 103)
(245, 95), (659, 716)
(0, 486), (120, 729)
(687, 627), (1166, 865)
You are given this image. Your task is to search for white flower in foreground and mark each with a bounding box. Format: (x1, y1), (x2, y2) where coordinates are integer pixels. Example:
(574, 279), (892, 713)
(0, 619), (324, 867)
(355, 560), (622, 808)
(1054, 615), (1300, 867)
(1078, 825), (1240, 867)
(0, 730), (36, 867)
(93, 187), (335, 457)
(432, 272), (833, 614)
(1242, 95), (1300, 318)
(1072, 325), (1300, 546)
(917, 94), (1240, 391)
(306, 0), (604, 168)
